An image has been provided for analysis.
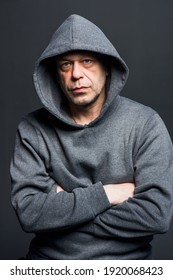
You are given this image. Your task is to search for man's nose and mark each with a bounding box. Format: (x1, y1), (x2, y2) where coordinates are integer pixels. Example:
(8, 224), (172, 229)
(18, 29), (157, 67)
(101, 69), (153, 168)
(71, 62), (83, 79)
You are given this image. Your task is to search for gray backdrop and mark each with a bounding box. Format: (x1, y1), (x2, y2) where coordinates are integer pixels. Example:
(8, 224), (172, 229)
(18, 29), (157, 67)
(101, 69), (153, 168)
(0, 0), (173, 259)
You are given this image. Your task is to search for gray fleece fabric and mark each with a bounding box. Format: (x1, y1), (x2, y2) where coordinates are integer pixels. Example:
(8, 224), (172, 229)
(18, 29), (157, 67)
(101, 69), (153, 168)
(11, 14), (173, 260)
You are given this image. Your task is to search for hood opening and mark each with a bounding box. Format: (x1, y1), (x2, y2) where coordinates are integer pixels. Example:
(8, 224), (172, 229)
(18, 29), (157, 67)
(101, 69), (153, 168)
(33, 15), (129, 126)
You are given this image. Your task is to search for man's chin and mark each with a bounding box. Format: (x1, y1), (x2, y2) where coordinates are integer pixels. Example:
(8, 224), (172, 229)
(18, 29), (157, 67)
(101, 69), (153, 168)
(69, 95), (100, 108)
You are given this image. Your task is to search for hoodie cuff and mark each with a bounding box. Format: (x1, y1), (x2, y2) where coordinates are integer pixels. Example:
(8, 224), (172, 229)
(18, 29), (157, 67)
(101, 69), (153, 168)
(84, 181), (111, 217)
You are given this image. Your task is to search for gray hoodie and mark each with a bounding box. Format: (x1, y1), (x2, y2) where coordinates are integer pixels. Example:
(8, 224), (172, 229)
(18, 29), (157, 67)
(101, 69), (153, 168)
(10, 14), (173, 259)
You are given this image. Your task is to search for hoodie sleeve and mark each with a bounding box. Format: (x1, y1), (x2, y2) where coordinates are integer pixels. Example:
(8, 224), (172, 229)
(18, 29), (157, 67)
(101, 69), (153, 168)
(10, 119), (110, 233)
(93, 113), (173, 238)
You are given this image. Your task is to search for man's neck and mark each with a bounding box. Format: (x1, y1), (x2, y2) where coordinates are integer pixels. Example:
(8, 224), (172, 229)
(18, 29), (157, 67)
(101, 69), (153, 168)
(69, 97), (105, 125)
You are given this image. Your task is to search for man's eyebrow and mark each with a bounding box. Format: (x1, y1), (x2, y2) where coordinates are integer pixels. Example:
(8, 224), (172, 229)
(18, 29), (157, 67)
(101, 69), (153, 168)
(57, 57), (69, 62)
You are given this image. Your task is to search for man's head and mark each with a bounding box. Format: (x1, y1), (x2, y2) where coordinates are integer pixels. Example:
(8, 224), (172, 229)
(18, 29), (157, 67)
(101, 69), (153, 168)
(56, 51), (109, 109)
(33, 15), (128, 123)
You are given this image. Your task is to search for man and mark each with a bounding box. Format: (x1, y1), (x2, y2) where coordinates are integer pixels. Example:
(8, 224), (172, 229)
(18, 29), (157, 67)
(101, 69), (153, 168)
(10, 14), (173, 260)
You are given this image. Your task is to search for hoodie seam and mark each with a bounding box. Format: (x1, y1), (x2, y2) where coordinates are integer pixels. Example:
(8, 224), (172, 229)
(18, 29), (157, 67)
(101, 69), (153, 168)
(71, 16), (74, 44)
(33, 68), (45, 106)
(133, 112), (158, 163)
(23, 117), (41, 159)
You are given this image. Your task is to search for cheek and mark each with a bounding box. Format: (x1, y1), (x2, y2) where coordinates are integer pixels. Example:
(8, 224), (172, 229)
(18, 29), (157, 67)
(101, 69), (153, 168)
(91, 71), (107, 90)
(58, 74), (69, 89)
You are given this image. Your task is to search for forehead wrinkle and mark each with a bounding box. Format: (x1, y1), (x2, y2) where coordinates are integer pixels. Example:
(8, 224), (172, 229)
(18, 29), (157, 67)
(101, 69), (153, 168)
(56, 51), (98, 62)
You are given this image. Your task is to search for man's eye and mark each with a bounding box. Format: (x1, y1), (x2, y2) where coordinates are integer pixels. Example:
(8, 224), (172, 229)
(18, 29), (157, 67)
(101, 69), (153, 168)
(59, 62), (71, 71)
(83, 59), (94, 65)
(63, 62), (71, 67)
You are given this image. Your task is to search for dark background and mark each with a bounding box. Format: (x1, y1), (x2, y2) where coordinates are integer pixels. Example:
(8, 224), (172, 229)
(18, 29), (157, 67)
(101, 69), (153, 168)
(0, 0), (173, 259)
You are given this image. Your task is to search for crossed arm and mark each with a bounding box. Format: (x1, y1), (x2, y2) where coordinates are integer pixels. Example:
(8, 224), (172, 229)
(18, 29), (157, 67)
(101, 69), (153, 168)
(11, 114), (173, 236)
(57, 183), (135, 206)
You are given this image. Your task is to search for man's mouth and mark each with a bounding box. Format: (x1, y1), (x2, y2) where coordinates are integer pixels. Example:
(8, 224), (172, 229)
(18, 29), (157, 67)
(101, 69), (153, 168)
(71, 86), (88, 93)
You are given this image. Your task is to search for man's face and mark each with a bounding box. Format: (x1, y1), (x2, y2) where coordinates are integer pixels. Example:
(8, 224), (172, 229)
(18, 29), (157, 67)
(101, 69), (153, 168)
(56, 51), (108, 108)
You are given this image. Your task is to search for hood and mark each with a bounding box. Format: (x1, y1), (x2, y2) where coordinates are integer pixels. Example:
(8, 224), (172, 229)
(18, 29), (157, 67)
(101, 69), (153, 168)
(33, 14), (129, 126)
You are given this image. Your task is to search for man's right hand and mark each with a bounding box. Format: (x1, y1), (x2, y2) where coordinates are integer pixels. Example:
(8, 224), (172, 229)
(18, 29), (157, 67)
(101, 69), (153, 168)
(103, 183), (135, 205)
(56, 185), (64, 193)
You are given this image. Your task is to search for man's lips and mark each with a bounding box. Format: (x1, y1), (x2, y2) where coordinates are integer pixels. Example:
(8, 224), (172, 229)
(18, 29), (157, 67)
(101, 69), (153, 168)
(71, 86), (88, 93)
